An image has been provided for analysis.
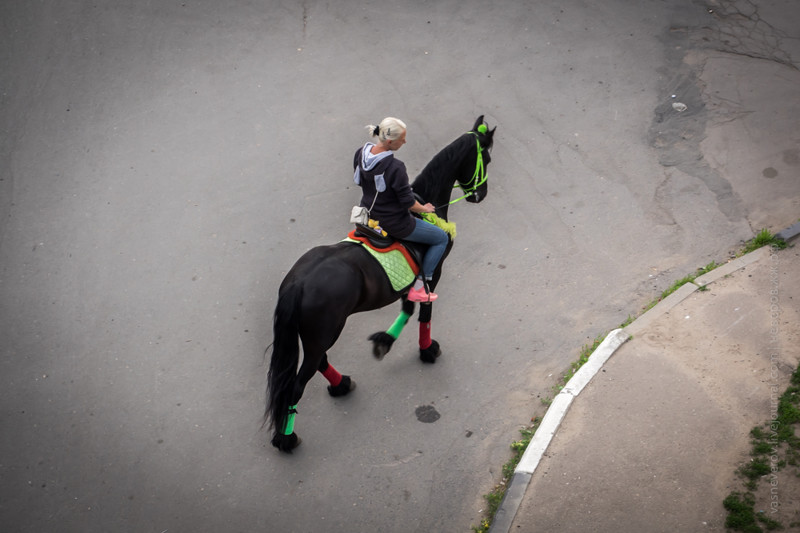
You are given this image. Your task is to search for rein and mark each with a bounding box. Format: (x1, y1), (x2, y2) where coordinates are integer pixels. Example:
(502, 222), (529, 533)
(437, 132), (487, 208)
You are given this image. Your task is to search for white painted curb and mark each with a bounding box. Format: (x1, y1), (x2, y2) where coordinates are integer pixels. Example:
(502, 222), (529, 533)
(515, 328), (630, 475)
(488, 329), (630, 533)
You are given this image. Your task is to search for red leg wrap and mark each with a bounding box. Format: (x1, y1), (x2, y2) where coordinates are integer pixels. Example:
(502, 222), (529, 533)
(419, 322), (432, 350)
(320, 364), (342, 387)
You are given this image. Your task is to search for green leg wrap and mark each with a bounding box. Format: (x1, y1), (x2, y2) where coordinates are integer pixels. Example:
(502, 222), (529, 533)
(386, 311), (412, 339)
(283, 405), (298, 436)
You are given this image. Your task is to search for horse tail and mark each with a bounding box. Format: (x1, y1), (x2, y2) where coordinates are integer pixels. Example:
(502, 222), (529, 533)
(265, 282), (302, 433)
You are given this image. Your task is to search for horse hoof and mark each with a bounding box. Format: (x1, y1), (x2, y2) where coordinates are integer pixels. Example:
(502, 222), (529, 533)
(368, 332), (395, 360)
(271, 432), (302, 453)
(420, 340), (441, 364)
(328, 375), (356, 397)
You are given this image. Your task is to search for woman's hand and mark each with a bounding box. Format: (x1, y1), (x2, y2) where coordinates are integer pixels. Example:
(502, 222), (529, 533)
(411, 201), (436, 214)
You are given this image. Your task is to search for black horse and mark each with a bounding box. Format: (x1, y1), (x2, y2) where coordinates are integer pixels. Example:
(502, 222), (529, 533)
(266, 116), (496, 452)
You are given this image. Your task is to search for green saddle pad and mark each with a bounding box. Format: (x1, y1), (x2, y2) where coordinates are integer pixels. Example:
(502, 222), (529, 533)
(344, 237), (416, 292)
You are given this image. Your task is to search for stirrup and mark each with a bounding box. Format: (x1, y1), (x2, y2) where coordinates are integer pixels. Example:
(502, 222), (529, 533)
(407, 285), (438, 302)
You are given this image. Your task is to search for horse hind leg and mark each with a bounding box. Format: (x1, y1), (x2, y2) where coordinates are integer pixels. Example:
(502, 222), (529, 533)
(271, 407), (301, 452)
(272, 323), (360, 452)
(271, 375), (312, 453)
(318, 354), (356, 397)
(270, 347), (323, 453)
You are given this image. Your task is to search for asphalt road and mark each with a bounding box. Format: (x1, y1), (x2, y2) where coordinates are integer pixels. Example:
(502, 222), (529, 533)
(1, 1), (798, 531)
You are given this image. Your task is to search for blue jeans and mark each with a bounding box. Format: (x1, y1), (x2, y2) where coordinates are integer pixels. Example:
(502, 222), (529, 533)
(404, 218), (449, 280)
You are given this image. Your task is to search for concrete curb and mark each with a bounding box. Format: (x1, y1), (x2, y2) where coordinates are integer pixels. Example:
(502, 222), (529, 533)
(776, 220), (800, 243)
(487, 240), (789, 533)
(488, 328), (630, 533)
(516, 328), (630, 474)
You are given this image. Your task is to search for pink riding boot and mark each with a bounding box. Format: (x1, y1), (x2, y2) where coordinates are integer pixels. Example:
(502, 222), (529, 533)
(407, 285), (438, 302)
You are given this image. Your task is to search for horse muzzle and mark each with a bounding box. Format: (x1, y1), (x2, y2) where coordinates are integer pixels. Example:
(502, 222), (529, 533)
(466, 186), (487, 203)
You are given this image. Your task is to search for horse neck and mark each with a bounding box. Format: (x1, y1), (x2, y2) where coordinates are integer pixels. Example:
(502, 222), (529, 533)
(412, 135), (474, 220)
(413, 173), (458, 219)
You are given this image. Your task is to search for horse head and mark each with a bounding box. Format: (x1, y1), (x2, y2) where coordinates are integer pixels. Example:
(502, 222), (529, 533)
(460, 115), (496, 204)
(410, 115), (497, 218)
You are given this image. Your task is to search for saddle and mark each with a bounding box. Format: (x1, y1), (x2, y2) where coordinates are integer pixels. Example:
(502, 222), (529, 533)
(350, 224), (425, 269)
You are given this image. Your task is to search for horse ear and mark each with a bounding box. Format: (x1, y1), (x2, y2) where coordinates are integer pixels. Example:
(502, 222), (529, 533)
(483, 125), (496, 149)
(472, 115), (485, 132)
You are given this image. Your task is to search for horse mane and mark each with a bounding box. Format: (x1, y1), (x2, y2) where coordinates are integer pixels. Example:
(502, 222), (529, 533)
(411, 133), (475, 219)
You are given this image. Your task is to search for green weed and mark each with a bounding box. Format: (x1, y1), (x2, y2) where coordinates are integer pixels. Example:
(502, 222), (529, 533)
(724, 365), (800, 530)
(740, 228), (788, 255)
(471, 420), (540, 533)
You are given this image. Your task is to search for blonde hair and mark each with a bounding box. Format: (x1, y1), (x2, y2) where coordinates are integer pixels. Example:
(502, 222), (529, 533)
(365, 117), (407, 143)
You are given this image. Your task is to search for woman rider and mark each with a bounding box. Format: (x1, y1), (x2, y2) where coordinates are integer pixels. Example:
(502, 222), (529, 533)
(353, 117), (449, 302)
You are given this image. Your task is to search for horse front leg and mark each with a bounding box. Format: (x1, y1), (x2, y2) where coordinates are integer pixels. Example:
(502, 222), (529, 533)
(368, 299), (415, 359)
(418, 301), (441, 363)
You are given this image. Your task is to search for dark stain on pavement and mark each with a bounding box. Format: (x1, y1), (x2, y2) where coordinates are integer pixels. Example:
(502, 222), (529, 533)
(763, 167), (778, 178)
(415, 405), (440, 423)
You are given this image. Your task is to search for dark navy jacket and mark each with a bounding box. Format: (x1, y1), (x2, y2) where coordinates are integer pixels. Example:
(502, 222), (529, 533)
(353, 145), (417, 238)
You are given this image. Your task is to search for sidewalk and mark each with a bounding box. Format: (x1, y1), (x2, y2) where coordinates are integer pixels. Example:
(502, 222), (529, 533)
(492, 226), (800, 532)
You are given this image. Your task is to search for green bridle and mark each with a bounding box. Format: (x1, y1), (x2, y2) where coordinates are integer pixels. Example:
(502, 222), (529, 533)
(445, 131), (488, 206)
